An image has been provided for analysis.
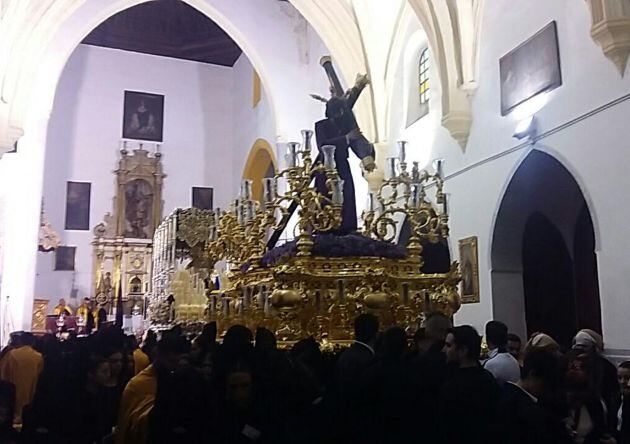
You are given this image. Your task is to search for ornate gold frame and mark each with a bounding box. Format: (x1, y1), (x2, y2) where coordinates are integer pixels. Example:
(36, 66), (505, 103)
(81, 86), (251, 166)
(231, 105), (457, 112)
(114, 146), (165, 239)
(458, 236), (479, 303)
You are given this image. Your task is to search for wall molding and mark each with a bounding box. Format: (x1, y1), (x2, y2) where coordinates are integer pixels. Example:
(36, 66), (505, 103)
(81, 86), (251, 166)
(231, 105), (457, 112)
(445, 90), (630, 181)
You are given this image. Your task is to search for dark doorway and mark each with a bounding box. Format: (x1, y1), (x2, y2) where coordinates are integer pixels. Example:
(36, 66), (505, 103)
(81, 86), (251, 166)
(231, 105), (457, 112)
(573, 204), (602, 333)
(491, 149), (601, 348)
(522, 212), (576, 347)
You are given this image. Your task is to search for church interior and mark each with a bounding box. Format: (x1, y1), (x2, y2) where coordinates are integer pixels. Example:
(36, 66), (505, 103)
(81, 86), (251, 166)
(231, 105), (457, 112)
(1, 0), (630, 442)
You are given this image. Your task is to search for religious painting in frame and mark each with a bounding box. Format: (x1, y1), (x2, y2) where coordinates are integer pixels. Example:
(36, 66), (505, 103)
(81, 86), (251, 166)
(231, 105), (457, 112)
(124, 178), (154, 239)
(192, 187), (213, 211)
(499, 21), (562, 116)
(458, 236), (480, 303)
(122, 90), (164, 142)
(55, 246), (76, 271)
(65, 181), (91, 230)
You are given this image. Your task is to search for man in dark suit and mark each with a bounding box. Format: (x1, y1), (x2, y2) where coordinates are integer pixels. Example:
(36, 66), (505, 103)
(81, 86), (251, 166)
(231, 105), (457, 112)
(617, 361), (630, 443)
(439, 325), (501, 444)
(334, 313), (379, 440)
(336, 313), (379, 394)
(412, 313), (451, 443)
(497, 348), (562, 444)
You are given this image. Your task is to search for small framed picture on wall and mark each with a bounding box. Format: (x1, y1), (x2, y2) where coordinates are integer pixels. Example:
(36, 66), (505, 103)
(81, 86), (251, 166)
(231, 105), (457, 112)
(458, 236), (480, 303)
(122, 90), (164, 142)
(55, 246), (76, 271)
(192, 187), (213, 210)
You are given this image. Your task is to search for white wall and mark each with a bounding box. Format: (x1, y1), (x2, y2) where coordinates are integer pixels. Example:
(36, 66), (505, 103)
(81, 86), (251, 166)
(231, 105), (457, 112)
(35, 44), (235, 312)
(387, 0), (630, 352)
(231, 55), (276, 194)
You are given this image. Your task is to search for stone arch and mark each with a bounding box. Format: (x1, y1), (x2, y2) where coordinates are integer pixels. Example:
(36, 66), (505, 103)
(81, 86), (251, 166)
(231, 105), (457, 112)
(242, 138), (277, 202)
(1, 0), (340, 155)
(0, 0), (337, 332)
(490, 149), (601, 346)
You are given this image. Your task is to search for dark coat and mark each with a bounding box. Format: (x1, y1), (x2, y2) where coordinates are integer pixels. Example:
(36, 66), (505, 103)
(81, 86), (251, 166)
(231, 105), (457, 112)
(438, 365), (501, 444)
(496, 382), (554, 444)
(335, 342), (374, 399)
(619, 397), (630, 444)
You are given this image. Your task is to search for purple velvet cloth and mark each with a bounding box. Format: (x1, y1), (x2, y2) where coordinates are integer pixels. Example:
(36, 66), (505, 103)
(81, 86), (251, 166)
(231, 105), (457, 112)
(261, 233), (407, 267)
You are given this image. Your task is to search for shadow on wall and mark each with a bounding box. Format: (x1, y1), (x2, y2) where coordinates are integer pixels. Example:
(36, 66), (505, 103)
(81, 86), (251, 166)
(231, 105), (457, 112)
(491, 149), (601, 348)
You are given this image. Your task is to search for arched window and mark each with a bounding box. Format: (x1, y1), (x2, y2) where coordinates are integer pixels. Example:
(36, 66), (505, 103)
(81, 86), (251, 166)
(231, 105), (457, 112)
(419, 48), (430, 105)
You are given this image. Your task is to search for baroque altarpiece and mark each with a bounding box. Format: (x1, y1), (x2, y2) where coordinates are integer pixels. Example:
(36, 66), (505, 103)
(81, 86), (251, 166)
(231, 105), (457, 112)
(91, 145), (165, 317)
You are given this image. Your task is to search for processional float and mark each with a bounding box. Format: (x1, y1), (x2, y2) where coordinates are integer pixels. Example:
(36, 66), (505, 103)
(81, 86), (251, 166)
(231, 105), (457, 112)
(146, 57), (461, 345)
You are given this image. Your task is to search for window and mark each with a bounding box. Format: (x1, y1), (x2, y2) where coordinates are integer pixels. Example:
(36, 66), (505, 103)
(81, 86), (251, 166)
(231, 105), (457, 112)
(419, 48), (430, 105)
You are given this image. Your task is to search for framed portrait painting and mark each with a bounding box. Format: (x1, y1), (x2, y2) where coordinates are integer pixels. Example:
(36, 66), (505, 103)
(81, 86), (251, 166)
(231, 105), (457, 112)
(65, 181), (91, 230)
(55, 246), (76, 271)
(122, 90), (164, 142)
(192, 187), (213, 211)
(458, 236), (480, 303)
(499, 21), (562, 116)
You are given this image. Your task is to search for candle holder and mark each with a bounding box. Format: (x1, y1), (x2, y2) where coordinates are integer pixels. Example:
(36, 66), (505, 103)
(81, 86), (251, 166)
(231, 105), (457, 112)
(361, 146), (449, 263)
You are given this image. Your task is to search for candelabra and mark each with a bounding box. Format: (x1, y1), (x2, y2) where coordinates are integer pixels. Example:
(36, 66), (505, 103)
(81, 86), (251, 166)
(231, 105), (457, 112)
(206, 129), (343, 267)
(363, 141), (449, 267)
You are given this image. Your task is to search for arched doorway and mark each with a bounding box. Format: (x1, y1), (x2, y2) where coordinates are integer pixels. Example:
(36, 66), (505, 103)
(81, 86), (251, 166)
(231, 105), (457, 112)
(242, 139), (277, 202)
(491, 150), (601, 348)
(522, 212), (576, 347)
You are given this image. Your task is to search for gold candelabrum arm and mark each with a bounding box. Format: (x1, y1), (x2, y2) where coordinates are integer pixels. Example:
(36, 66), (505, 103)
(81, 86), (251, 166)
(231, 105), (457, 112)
(205, 143), (343, 269)
(362, 157), (450, 261)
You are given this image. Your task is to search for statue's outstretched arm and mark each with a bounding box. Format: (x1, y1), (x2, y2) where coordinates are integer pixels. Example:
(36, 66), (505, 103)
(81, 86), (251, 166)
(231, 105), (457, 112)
(345, 74), (370, 109)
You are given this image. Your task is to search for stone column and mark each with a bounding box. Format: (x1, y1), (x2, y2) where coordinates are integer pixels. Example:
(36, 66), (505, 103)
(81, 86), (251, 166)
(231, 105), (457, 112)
(0, 115), (47, 338)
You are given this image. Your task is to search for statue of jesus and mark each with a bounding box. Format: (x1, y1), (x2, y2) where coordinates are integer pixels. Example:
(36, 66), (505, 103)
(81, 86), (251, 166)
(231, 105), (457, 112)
(313, 72), (376, 234)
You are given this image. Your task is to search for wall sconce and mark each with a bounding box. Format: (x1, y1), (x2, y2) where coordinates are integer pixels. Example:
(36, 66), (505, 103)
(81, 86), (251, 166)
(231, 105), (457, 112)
(513, 115), (537, 142)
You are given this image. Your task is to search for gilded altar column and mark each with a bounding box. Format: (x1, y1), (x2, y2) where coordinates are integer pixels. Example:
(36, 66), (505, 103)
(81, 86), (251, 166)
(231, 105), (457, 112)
(152, 151), (165, 238)
(116, 147), (129, 237)
(93, 242), (105, 298)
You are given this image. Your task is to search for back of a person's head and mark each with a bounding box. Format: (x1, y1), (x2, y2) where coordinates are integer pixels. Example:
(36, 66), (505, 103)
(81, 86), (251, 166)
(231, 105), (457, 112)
(452, 325), (482, 360)
(255, 327), (277, 351)
(620, 361), (630, 370)
(354, 313), (379, 343)
(201, 322), (217, 339)
(157, 334), (189, 356)
(485, 320), (508, 349)
(22, 332), (36, 347)
(382, 326), (407, 359)
(522, 348), (560, 387)
(507, 333), (521, 343)
(291, 337), (321, 368)
(425, 313), (450, 343)
(224, 325), (253, 347)
(523, 332), (560, 355)
(414, 327), (426, 342)
(9, 331), (23, 347)
(124, 334), (138, 351)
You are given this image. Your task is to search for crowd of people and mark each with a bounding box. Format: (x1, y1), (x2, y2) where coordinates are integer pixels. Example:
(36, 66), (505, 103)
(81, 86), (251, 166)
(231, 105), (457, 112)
(0, 315), (627, 443)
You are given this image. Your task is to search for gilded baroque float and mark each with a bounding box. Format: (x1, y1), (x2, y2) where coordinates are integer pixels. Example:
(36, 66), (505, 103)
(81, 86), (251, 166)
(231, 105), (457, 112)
(147, 133), (460, 344)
